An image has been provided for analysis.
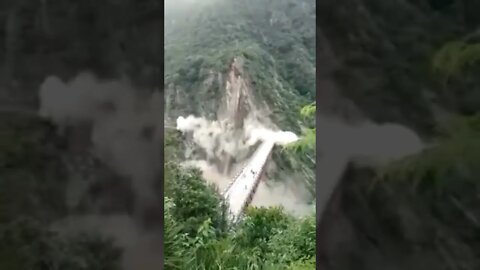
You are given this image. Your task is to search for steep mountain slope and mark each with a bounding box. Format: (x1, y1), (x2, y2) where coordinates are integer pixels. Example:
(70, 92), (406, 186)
(165, 0), (314, 128)
(164, 0), (316, 199)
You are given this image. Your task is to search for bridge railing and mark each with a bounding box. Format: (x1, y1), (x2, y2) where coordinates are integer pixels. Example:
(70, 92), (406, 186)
(224, 141), (275, 221)
(222, 163), (248, 196)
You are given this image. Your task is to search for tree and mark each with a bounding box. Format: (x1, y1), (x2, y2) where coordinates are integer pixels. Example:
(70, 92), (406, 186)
(164, 197), (187, 270)
(234, 207), (292, 256)
(163, 162), (316, 269)
(286, 103), (316, 152)
(433, 39), (480, 82)
(375, 38), (480, 242)
(164, 162), (228, 237)
(432, 34), (480, 109)
(267, 214), (316, 265)
(379, 114), (480, 189)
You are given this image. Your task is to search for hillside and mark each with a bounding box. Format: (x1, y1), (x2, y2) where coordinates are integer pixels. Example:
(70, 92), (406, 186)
(0, 0), (317, 269)
(164, 0), (316, 198)
(317, 0), (480, 269)
(163, 0), (317, 268)
(2, 0), (479, 269)
(165, 0), (315, 128)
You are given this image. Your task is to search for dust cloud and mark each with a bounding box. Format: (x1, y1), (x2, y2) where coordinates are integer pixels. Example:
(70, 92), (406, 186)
(176, 114), (314, 217)
(38, 72), (163, 270)
(39, 72), (162, 202)
(251, 181), (314, 216)
(176, 114), (298, 156)
(316, 114), (425, 218)
(181, 159), (233, 192)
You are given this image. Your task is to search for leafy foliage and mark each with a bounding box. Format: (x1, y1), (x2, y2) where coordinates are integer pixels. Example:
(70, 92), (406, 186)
(286, 103), (316, 153)
(379, 109), (480, 193)
(380, 39), (480, 190)
(368, 113), (480, 267)
(164, 198), (188, 270)
(164, 196), (316, 269)
(164, 1), (316, 268)
(433, 40), (480, 81)
(164, 135), (316, 269)
(234, 207), (291, 256)
(164, 0), (315, 130)
(267, 214), (316, 265)
(164, 162), (228, 237)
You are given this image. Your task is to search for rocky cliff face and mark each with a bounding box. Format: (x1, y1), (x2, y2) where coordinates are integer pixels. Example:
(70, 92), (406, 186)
(165, 0), (316, 195)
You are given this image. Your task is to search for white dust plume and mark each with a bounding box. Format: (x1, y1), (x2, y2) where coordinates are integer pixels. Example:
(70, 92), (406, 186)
(175, 114), (313, 215)
(39, 73), (162, 202)
(38, 72), (163, 270)
(316, 114), (425, 218)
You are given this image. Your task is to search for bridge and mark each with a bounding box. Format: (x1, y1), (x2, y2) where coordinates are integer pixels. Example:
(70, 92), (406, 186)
(222, 140), (275, 222)
(174, 115), (299, 222)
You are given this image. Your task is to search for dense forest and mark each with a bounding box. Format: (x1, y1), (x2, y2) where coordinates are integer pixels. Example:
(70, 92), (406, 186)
(1, 0), (480, 269)
(1, 0), (317, 269)
(164, 0), (316, 194)
(164, 130), (316, 269)
(164, 0), (316, 268)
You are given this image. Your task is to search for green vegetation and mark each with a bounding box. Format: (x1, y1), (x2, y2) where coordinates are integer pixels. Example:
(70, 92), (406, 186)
(164, 131), (316, 270)
(377, 114), (480, 203)
(364, 112), (480, 268)
(286, 103), (316, 153)
(433, 39), (480, 81)
(315, 4), (480, 263)
(1, 0), (317, 269)
(165, 2), (316, 249)
(164, 1), (316, 266)
(349, 36), (480, 268)
(165, 0), (314, 129)
(379, 38), (480, 193)
(165, 0), (316, 192)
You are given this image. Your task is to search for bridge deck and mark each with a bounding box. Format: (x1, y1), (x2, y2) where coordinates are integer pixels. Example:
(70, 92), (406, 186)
(224, 141), (275, 221)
